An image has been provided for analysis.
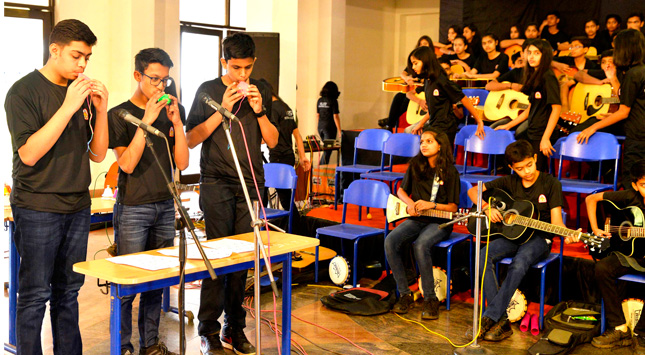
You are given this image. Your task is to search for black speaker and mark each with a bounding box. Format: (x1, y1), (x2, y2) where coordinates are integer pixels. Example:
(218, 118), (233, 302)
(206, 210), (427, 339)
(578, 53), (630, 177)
(247, 32), (280, 92)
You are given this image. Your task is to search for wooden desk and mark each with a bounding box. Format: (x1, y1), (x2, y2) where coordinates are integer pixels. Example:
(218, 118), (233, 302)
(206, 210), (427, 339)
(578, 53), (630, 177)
(73, 232), (319, 355)
(4, 197), (116, 353)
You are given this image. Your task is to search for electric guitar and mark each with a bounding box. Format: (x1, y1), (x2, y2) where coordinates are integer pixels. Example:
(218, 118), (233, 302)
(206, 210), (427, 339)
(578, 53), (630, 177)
(483, 88), (530, 121)
(594, 200), (645, 259)
(467, 189), (609, 251)
(382, 77), (423, 93)
(386, 194), (464, 223)
(567, 83), (620, 123)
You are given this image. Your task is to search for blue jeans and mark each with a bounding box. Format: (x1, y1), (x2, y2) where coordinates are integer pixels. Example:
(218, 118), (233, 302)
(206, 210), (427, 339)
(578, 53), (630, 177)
(114, 199), (175, 352)
(11, 205), (90, 355)
(479, 235), (551, 322)
(384, 219), (451, 299)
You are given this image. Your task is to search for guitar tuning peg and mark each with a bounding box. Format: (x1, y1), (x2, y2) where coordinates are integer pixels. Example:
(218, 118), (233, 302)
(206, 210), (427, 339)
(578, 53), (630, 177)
(590, 247), (595, 251)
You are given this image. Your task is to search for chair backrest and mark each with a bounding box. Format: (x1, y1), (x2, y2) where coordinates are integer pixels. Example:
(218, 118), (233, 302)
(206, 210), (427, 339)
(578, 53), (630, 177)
(264, 163), (298, 190)
(462, 88), (489, 105)
(353, 129), (392, 165)
(459, 179), (473, 209)
(454, 125), (494, 151)
(559, 132), (620, 161)
(343, 180), (390, 209)
(464, 129), (515, 155)
(382, 133), (420, 158)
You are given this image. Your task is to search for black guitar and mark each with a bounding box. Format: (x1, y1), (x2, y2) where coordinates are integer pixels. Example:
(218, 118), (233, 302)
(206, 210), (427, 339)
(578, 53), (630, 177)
(595, 200), (645, 259)
(467, 189), (609, 252)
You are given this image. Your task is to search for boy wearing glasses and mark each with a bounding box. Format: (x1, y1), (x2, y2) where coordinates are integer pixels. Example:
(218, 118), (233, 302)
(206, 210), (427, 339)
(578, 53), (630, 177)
(186, 32), (278, 355)
(107, 48), (188, 355)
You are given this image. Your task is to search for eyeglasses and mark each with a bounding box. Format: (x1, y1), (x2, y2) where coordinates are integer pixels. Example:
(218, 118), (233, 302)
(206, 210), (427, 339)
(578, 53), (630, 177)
(569, 45), (583, 50)
(139, 72), (172, 87)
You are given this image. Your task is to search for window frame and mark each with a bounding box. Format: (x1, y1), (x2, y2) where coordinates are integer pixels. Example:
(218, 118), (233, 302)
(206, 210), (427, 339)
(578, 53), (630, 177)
(4, 0), (54, 65)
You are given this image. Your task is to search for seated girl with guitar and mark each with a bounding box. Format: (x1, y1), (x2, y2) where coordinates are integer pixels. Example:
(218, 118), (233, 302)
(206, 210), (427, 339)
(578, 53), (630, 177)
(500, 23), (540, 50)
(440, 35), (475, 72)
(494, 39), (562, 171)
(500, 24), (523, 49)
(455, 33), (510, 80)
(466, 140), (575, 342)
(385, 128), (461, 320)
(406, 46), (486, 145)
(434, 25), (461, 56)
(585, 161), (645, 352)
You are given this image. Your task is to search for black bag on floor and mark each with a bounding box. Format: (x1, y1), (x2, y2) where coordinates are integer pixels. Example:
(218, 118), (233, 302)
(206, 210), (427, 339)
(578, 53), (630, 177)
(527, 300), (601, 355)
(320, 274), (397, 315)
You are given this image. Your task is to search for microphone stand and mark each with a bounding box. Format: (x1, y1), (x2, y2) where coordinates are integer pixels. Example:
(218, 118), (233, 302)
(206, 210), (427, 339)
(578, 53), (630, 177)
(219, 114), (281, 355)
(142, 132), (217, 355)
(441, 181), (496, 355)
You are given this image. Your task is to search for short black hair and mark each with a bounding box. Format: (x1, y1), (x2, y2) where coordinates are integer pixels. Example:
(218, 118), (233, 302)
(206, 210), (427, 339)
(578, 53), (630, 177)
(511, 51), (522, 63)
(134, 48), (174, 73)
(606, 14), (622, 24)
(628, 12), (645, 22)
(49, 19), (97, 47)
(600, 49), (614, 59)
(570, 36), (591, 48)
(505, 140), (535, 166)
(222, 32), (255, 61)
(585, 18), (600, 27)
(631, 160), (645, 182)
(547, 11), (561, 19)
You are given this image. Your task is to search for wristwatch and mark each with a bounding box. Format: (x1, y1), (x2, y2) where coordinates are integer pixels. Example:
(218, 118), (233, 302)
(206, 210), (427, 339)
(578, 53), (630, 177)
(254, 105), (266, 118)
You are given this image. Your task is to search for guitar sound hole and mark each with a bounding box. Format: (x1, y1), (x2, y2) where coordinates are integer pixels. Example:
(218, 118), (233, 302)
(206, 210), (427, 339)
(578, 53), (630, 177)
(619, 220), (633, 241)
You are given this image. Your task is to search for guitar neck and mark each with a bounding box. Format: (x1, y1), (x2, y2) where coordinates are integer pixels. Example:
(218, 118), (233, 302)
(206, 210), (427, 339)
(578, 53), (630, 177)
(518, 103), (529, 110)
(512, 214), (579, 238)
(420, 209), (455, 219)
(601, 97), (620, 104)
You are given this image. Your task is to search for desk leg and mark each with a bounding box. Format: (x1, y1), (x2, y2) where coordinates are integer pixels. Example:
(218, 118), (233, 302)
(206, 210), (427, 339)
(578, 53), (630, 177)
(110, 284), (121, 355)
(281, 253), (292, 353)
(8, 220), (18, 348)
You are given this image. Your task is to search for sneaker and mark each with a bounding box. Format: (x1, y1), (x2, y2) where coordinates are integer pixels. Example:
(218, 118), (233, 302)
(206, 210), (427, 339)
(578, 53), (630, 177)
(591, 328), (632, 348)
(139, 341), (176, 355)
(633, 334), (645, 355)
(200, 333), (226, 355)
(121, 350), (133, 355)
(392, 293), (414, 314)
(483, 318), (513, 342)
(221, 327), (256, 355)
(421, 299), (440, 320)
(466, 316), (496, 340)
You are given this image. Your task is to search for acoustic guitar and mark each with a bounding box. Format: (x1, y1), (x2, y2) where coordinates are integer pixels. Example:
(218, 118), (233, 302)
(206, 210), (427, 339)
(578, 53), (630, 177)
(552, 67), (579, 83)
(504, 45), (523, 68)
(483, 89), (530, 121)
(467, 189), (609, 251)
(405, 94), (480, 125)
(382, 77), (423, 93)
(566, 83), (619, 124)
(593, 200), (645, 259)
(386, 194), (464, 223)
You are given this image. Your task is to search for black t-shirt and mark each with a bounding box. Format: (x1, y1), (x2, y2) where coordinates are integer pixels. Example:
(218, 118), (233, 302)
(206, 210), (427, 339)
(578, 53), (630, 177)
(602, 189), (645, 267)
(317, 97), (339, 133)
(108, 100), (184, 205)
(5, 70), (95, 213)
(523, 70), (561, 140)
(400, 164), (460, 224)
(589, 35), (611, 54)
(541, 29), (570, 52)
(425, 72), (465, 133)
(269, 99), (298, 160)
(619, 65), (645, 141)
(498, 68), (524, 84)
(474, 53), (510, 75)
(186, 77), (275, 186)
(599, 30), (617, 48)
(554, 56), (599, 70)
(441, 54), (476, 70)
(485, 172), (564, 226)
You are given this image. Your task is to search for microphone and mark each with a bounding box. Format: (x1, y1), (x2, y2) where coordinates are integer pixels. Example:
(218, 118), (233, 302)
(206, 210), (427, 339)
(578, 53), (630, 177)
(198, 92), (240, 123)
(114, 109), (166, 138)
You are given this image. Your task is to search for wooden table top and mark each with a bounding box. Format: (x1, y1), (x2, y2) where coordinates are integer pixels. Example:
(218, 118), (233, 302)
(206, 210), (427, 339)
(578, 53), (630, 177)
(73, 232), (319, 285)
(3, 197), (115, 222)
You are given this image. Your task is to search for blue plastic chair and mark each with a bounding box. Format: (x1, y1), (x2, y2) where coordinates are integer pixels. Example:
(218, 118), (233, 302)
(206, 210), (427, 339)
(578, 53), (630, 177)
(334, 129), (392, 209)
(460, 129), (516, 185)
(557, 132), (620, 228)
(462, 88), (489, 125)
(360, 133), (420, 192)
(454, 125), (494, 175)
(493, 211), (568, 330)
(260, 163), (298, 233)
(316, 180), (391, 287)
(600, 273), (645, 333)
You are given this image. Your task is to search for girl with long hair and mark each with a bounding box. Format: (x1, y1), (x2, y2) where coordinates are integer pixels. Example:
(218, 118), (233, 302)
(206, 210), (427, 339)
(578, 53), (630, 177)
(494, 39), (561, 171)
(440, 35), (475, 72)
(406, 46), (485, 144)
(463, 23), (483, 61)
(385, 128), (461, 320)
(456, 33), (509, 80)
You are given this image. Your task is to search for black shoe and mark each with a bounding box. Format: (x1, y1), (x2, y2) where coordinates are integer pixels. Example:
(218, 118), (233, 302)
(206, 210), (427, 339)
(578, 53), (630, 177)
(221, 327), (256, 355)
(591, 328), (632, 349)
(421, 299), (440, 320)
(392, 293), (414, 314)
(200, 333), (226, 355)
(483, 318), (513, 342)
(466, 316), (496, 340)
(632, 334), (645, 354)
(139, 341), (176, 355)
(121, 350), (133, 355)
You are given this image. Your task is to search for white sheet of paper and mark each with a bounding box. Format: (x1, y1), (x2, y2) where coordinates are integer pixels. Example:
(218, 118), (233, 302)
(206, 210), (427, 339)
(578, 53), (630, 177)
(106, 254), (179, 271)
(201, 238), (257, 254)
(158, 244), (232, 260)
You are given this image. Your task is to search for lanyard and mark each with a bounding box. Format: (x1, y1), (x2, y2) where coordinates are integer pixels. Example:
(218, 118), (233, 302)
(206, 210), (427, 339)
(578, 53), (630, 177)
(430, 171), (440, 203)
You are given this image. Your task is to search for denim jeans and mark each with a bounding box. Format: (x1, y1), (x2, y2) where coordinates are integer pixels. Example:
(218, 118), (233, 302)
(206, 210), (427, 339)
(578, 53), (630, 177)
(384, 219), (451, 299)
(11, 205), (90, 355)
(479, 235), (551, 322)
(114, 199), (175, 352)
(197, 180), (262, 336)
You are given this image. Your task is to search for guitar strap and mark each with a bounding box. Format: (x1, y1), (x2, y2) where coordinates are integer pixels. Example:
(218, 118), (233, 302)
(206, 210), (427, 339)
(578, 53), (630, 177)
(430, 171), (440, 203)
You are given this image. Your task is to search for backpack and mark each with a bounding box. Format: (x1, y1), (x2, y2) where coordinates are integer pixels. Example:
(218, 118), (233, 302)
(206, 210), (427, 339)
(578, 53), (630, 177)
(320, 275), (397, 315)
(528, 300), (602, 355)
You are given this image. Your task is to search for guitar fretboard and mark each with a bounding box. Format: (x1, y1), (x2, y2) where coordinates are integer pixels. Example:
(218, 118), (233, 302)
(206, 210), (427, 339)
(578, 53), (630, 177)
(420, 210), (454, 219)
(512, 215), (579, 237)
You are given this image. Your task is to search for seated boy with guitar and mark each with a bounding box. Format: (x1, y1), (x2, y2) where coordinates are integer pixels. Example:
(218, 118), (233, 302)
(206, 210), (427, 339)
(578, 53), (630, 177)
(467, 140), (578, 341)
(585, 161), (645, 354)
